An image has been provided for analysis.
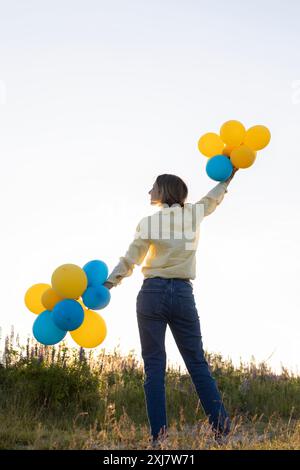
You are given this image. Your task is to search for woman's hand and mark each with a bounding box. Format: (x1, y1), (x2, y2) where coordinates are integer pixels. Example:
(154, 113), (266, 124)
(226, 167), (239, 184)
(103, 281), (114, 290)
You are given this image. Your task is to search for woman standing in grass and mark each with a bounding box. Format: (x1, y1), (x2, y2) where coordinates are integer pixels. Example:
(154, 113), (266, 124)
(104, 169), (238, 446)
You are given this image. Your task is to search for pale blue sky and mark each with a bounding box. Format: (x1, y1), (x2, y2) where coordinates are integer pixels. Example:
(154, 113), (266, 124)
(1, 0), (300, 373)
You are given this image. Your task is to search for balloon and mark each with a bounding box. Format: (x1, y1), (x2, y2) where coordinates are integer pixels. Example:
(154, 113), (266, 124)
(220, 120), (246, 147)
(33, 310), (67, 345)
(52, 299), (84, 331)
(244, 125), (271, 150)
(82, 285), (111, 310)
(51, 264), (88, 299)
(83, 260), (109, 286)
(206, 155), (233, 182)
(198, 133), (224, 157)
(222, 145), (236, 157)
(230, 145), (257, 168)
(24, 283), (51, 315)
(70, 310), (107, 348)
(41, 288), (63, 310)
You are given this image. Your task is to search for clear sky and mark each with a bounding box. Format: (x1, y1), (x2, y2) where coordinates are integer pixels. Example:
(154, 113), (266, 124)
(1, 0), (300, 373)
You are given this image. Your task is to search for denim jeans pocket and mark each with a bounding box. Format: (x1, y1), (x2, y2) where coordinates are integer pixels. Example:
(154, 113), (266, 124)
(136, 289), (166, 316)
(175, 288), (199, 322)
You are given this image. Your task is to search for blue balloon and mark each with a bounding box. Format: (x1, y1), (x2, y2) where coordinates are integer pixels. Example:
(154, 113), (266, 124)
(206, 155), (233, 182)
(33, 310), (67, 346)
(82, 285), (111, 310)
(83, 260), (109, 286)
(52, 299), (84, 331)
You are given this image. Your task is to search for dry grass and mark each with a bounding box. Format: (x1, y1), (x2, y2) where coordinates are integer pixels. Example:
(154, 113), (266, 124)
(0, 327), (299, 450)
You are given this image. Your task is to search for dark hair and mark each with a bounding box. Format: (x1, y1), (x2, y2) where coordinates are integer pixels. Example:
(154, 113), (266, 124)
(155, 174), (188, 208)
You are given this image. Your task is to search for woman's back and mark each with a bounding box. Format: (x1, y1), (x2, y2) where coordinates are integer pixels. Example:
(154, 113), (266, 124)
(106, 180), (230, 287)
(140, 203), (202, 280)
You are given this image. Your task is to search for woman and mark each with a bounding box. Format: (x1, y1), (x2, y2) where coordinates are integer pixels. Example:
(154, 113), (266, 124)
(104, 169), (238, 447)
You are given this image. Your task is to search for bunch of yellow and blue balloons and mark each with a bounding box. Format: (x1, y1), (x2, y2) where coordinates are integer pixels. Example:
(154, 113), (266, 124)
(24, 260), (110, 348)
(198, 120), (271, 181)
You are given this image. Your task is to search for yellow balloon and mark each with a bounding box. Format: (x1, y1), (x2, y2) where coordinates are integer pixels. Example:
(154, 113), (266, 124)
(244, 125), (271, 150)
(41, 288), (63, 310)
(198, 133), (224, 157)
(220, 120), (246, 146)
(77, 298), (86, 308)
(24, 283), (51, 314)
(222, 145), (236, 157)
(70, 309), (107, 348)
(230, 145), (257, 169)
(51, 264), (88, 299)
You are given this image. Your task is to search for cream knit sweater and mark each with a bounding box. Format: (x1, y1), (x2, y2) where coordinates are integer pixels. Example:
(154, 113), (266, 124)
(106, 181), (229, 287)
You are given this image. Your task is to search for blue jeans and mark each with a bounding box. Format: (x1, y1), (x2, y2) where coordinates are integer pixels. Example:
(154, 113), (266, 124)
(136, 277), (230, 440)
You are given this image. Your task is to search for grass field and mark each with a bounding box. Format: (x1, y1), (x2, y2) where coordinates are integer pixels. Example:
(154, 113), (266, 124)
(0, 328), (299, 450)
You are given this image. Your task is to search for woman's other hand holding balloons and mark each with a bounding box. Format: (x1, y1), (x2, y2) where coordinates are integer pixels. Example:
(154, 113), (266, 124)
(225, 167), (239, 185)
(103, 281), (114, 290)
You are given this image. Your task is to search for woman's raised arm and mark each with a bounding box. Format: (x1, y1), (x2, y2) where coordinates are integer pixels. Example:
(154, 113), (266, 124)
(195, 168), (239, 217)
